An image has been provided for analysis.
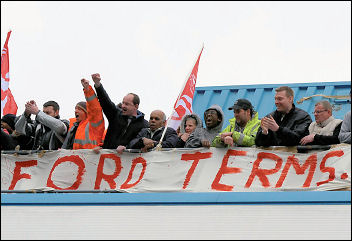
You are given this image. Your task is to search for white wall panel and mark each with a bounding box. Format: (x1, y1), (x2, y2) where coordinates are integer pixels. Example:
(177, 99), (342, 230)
(1, 205), (350, 240)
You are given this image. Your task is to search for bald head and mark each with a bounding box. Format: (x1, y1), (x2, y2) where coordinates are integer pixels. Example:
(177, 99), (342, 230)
(149, 110), (166, 131)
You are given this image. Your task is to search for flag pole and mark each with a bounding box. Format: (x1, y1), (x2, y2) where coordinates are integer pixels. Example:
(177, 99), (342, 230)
(156, 44), (204, 151)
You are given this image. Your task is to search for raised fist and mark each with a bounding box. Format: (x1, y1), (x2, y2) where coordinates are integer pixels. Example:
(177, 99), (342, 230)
(91, 73), (101, 87)
(81, 78), (90, 90)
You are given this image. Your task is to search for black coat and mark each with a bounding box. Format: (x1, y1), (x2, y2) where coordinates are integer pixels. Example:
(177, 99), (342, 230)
(127, 127), (178, 149)
(1, 128), (18, 150)
(255, 104), (312, 146)
(95, 84), (149, 149)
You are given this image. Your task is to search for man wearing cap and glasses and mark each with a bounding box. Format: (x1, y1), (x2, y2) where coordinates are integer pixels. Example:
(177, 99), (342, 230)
(300, 100), (342, 145)
(213, 99), (261, 147)
(255, 86), (311, 147)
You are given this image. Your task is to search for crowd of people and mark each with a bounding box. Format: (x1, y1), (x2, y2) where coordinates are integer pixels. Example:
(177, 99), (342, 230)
(1, 74), (351, 153)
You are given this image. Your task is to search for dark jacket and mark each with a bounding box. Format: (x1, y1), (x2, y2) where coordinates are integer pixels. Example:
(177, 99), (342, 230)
(1, 115), (34, 150)
(127, 127), (178, 150)
(1, 128), (18, 150)
(95, 84), (149, 149)
(255, 104), (312, 146)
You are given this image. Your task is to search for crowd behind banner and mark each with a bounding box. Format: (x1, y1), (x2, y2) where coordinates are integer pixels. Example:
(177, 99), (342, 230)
(1, 145), (350, 192)
(1, 74), (351, 156)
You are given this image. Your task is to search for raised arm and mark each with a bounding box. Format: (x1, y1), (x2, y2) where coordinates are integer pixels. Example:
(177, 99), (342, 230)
(81, 78), (105, 144)
(91, 73), (118, 121)
(15, 101), (36, 136)
(27, 100), (67, 136)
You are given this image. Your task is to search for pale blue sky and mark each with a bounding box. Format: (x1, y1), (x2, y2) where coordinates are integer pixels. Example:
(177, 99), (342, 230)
(1, 1), (351, 120)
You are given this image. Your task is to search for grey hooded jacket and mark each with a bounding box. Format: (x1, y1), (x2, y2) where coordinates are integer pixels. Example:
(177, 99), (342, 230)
(176, 113), (203, 148)
(185, 104), (224, 148)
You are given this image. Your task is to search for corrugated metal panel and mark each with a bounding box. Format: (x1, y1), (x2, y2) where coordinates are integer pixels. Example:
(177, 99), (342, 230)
(193, 81), (351, 126)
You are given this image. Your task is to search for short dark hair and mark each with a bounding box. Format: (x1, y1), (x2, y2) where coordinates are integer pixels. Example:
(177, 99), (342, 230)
(128, 93), (140, 105)
(43, 100), (60, 111)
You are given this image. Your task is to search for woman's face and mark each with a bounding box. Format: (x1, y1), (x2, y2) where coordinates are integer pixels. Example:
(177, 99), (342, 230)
(185, 118), (197, 134)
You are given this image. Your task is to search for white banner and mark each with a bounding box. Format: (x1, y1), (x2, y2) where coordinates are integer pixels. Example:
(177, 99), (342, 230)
(1, 145), (351, 192)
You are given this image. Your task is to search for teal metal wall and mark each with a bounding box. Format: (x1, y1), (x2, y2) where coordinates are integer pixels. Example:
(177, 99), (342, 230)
(193, 81), (351, 126)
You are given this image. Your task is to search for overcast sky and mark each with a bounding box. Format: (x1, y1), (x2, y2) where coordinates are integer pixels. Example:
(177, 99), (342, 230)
(1, 1), (351, 121)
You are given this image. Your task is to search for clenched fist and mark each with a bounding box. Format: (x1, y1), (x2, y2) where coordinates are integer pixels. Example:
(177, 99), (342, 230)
(91, 73), (101, 87)
(81, 78), (90, 90)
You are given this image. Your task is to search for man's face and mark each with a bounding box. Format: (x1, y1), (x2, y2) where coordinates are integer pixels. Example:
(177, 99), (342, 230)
(275, 91), (293, 113)
(75, 106), (87, 123)
(185, 119), (197, 134)
(234, 108), (250, 126)
(314, 104), (331, 124)
(204, 109), (221, 129)
(43, 106), (59, 118)
(149, 110), (165, 131)
(121, 94), (138, 116)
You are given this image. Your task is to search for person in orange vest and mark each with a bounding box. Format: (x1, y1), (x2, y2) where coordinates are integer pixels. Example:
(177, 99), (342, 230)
(62, 77), (105, 149)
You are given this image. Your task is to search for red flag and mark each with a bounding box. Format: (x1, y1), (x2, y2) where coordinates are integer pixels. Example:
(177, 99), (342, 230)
(168, 46), (204, 130)
(1, 30), (18, 116)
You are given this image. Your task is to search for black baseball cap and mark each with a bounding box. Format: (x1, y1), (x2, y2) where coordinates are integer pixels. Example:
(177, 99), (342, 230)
(228, 99), (253, 110)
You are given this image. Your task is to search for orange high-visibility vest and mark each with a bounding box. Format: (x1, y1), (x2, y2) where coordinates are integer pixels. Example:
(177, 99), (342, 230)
(69, 85), (105, 149)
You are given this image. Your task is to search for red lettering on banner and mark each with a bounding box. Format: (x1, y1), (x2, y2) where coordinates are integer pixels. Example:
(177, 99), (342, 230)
(245, 152), (283, 188)
(94, 154), (122, 189)
(9, 160), (37, 190)
(275, 154), (317, 188)
(341, 173), (348, 179)
(211, 150), (245, 191)
(120, 157), (147, 189)
(47, 155), (85, 190)
(181, 152), (212, 189)
(316, 150), (343, 186)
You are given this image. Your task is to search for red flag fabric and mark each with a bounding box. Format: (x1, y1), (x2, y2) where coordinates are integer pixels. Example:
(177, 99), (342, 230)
(168, 47), (204, 130)
(1, 30), (18, 117)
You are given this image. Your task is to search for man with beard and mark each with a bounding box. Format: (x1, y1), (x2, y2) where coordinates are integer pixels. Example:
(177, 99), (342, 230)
(255, 86), (312, 147)
(213, 99), (261, 147)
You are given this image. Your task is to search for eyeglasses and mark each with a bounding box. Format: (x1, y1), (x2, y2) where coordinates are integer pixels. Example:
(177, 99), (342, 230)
(312, 110), (327, 114)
